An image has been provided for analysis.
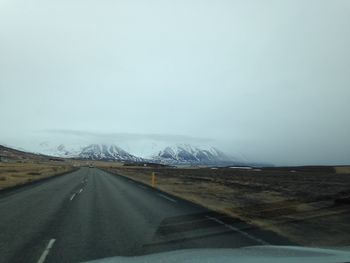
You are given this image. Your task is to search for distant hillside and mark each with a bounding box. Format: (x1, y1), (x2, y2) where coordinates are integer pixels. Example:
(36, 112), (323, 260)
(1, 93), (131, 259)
(0, 145), (63, 162)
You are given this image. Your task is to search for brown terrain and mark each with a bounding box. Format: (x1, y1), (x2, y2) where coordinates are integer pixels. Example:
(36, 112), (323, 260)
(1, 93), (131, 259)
(0, 145), (76, 190)
(102, 164), (350, 247)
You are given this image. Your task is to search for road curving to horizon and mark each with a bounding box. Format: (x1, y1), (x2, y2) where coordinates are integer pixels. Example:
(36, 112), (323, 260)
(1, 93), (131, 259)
(0, 168), (293, 263)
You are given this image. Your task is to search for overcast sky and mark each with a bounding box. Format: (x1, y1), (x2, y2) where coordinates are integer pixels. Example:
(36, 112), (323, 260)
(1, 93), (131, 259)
(1, 0), (350, 165)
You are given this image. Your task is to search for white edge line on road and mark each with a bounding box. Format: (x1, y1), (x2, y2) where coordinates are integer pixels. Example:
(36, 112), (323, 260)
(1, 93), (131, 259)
(157, 193), (177, 203)
(70, 193), (77, 201)
(205, 216), (270, 245)
(37, 238), (56, 263)
(79, 188), (83, 194)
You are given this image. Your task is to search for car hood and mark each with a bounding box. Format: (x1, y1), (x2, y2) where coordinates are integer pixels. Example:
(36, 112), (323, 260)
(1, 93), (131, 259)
(84, 246), (350, 263)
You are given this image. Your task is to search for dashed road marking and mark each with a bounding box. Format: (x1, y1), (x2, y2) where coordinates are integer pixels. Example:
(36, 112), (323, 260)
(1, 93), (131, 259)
(37, 238), (56, 263)
(157, 193), (177, 203)
(205, 216), (270, 245)
(78, 188), (83, 194)
(70, 193), (77, 201)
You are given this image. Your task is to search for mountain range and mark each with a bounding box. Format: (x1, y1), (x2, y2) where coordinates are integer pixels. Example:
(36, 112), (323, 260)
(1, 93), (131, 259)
(153, 144), (237, 165)
(27, 142), (240, 166)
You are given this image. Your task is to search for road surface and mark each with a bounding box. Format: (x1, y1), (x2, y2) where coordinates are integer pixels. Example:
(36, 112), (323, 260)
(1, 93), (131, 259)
(0, 168), (292, 262)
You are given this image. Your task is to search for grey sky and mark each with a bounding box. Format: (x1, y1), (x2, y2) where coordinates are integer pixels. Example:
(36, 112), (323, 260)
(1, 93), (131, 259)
(1, 0), (350, 165)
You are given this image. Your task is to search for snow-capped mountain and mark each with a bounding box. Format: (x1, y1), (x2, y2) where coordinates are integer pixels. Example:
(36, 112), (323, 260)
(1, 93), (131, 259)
(79, 144), (143, 162)
(27, 142), (144, 162)
(153, 144), (238, 165)
(36, 142), (83, 158)
(6, 138), (242, 165)
(2, 130), (245, 165)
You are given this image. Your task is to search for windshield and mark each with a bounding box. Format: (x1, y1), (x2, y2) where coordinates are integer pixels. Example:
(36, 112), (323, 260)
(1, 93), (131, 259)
(0, 1), (349, 263)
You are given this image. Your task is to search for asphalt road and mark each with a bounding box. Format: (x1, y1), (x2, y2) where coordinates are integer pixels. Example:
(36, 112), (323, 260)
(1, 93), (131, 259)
(0, 168), (292, 263)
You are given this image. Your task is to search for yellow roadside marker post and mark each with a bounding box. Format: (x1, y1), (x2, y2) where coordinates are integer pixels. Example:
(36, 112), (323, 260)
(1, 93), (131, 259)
(151, 172), (157, 187)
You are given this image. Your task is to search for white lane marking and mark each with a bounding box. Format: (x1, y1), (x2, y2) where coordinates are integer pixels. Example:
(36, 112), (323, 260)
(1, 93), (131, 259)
(205, 216), (270, 245)
(37, 238), (56, 263)
(78, 188), (83, 194)
(138, 185), (147, 189)
(70, 193), (77, 201)
(157, 193), (177, 203)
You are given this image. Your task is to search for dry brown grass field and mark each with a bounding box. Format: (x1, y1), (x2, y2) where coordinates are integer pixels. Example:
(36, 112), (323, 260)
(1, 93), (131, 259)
(102, 165), (350, 247)
(0, 162), (75, 190)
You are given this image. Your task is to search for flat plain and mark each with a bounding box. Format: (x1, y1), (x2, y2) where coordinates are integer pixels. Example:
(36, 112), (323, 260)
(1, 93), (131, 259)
(104, 165), (350, 246)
